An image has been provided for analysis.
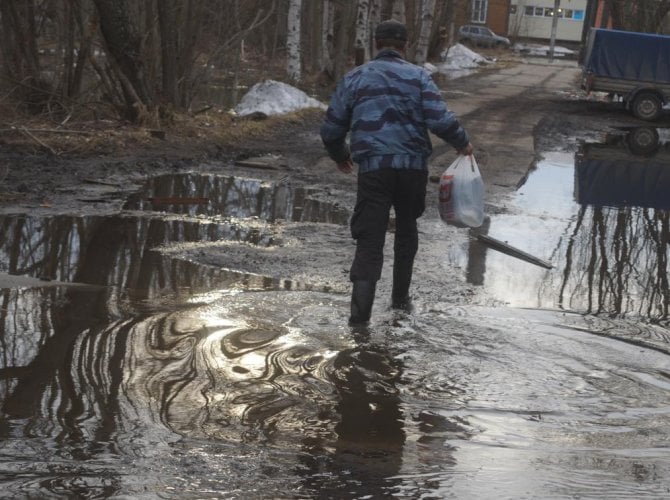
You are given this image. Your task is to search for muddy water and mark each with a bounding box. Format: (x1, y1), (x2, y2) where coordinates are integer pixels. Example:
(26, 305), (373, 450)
(1, 133), (670, 498)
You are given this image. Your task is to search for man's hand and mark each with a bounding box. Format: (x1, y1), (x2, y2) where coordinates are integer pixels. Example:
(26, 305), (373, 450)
(457, 143), (474, 156)
(336, 158), (354, 174)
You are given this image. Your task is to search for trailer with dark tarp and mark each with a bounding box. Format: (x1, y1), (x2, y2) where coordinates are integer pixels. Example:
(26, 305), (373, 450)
(581, 28), (670, 121)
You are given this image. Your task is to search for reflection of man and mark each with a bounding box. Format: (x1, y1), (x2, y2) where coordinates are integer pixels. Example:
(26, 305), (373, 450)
(299, 344), (406, 496)
(321, 20), (473, 326)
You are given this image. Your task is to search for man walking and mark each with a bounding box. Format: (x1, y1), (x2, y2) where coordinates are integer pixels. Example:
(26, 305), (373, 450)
(320, 20), (473, 326)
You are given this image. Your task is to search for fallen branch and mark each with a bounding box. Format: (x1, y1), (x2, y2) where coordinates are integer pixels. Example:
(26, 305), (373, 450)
(192, 105), (212, 115)
(19, 127), (58, 155)
(83, 178), (123, 187)
(235, 159), (280, 170)
(0, 127), (93, 135)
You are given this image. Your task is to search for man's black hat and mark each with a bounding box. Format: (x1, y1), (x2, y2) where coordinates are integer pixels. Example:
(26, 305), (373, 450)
(374, 20), (408, 42)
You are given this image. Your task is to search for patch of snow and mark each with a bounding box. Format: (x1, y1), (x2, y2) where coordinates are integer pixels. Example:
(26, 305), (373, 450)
(439, 43), (491, 68)
(514, 43), (575, 57)
(234, 80), (326, 117)
(435, 43), (492, 77)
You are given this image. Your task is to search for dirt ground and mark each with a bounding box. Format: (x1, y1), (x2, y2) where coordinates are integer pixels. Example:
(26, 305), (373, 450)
(0, 53), (654, 309)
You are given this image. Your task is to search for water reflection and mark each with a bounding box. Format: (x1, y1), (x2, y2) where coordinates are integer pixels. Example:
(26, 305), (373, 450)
(576, 126), (670, 209)
(0, 283), (416, 497)
(0, 174), (356, 496)
(299, 344), (407, 497)
(464, 128), (670, 324)
(124, 173), (350, 225)
(0, 290), (267, 495)
(0, 214), (322, 302)
(559, 205), (669, 321)
(3, 132), (670, 497)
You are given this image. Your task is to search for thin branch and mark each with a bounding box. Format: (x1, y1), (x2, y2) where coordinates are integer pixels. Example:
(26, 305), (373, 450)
(19, 126), (58, 155)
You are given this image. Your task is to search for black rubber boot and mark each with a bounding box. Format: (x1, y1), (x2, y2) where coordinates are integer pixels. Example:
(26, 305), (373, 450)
(391, 265), (413, 311)
(349, 280), (377, 326)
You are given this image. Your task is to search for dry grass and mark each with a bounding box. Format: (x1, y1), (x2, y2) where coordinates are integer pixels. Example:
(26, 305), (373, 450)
(0, 104), (324, 158)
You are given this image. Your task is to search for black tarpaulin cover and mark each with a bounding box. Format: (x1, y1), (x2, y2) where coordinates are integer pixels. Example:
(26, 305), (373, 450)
(586, 28), (670, 82)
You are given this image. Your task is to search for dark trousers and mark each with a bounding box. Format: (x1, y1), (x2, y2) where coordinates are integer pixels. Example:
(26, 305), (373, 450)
(349, 168), (427, 282)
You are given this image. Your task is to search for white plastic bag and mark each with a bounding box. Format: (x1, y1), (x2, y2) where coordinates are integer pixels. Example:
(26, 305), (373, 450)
(438, 155), (485, 228)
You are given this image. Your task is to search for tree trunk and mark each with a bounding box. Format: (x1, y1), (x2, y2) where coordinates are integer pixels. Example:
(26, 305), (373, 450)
(321, 0), (335, 75)
(157, 0), (179, 106)
(287, 0), (302, 81)
(355, 0), (370, 65)
(92, 0), (152, 121)
(0, 1), (42, 86)
(428, 0), (454, 59)
(414, 0), (435, 66)
(333, 0), (356, 79)
(548, 0), (560, 62)
(179, 0), (206, 108)
(652, 1), (670, 32)
(67, 5), (96, 100)
(391, 0), (406, 24)
(369, 0), (382, 56)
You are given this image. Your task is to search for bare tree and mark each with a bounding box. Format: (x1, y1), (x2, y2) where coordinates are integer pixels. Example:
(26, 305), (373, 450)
(0, 0), (465, 124)
(332, 0), (357, 79)
(321, 0), (336, 76)
(391, 0), (407, 24)
(287, 0), (302, 81)
(603, 0), (670, 33)
(414, 0), (435, 65)
(355, 0), (371, 64)
(91, 0), (153, 121)
(369, 0), (383, 55)
(0, 1), (50, 111)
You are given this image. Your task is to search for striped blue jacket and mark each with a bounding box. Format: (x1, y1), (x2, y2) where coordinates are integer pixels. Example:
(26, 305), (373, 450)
(320, 49), (470, 173)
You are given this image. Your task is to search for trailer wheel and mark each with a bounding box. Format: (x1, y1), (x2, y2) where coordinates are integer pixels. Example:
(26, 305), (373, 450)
(627, 126), (660, 156)
(631, 91), (663, 121)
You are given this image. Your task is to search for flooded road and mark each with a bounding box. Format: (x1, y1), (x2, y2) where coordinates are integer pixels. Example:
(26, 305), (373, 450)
(1, 130), (670, 498)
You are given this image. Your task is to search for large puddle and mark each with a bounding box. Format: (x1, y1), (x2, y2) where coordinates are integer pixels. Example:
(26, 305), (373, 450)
(1, 132), (670, 497)
(454, 127), (670, 328)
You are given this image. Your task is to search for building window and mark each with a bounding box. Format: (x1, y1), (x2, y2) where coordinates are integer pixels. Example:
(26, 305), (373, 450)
(510, 5), (517, 15)
(472, 0), (488, 23)
(522, 5), (584, 21)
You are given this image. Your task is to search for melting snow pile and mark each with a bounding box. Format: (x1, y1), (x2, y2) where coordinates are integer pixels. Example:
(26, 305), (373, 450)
(439, 43), (491, 70)
(234, 80), (326, 117)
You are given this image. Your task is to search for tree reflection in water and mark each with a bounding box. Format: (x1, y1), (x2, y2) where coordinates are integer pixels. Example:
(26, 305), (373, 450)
(561, 133), (670, 323)
(0, 287), (395, 492)
(0, 202), (354, 496)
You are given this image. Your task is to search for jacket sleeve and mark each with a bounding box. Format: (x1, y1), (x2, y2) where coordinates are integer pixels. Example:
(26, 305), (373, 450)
(421, 74), (470, 150)
(320, 79), (352, 163)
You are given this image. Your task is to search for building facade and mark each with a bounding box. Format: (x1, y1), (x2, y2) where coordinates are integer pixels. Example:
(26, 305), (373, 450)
(463, 0), (512, 36)
(508, 0), (589, 42)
